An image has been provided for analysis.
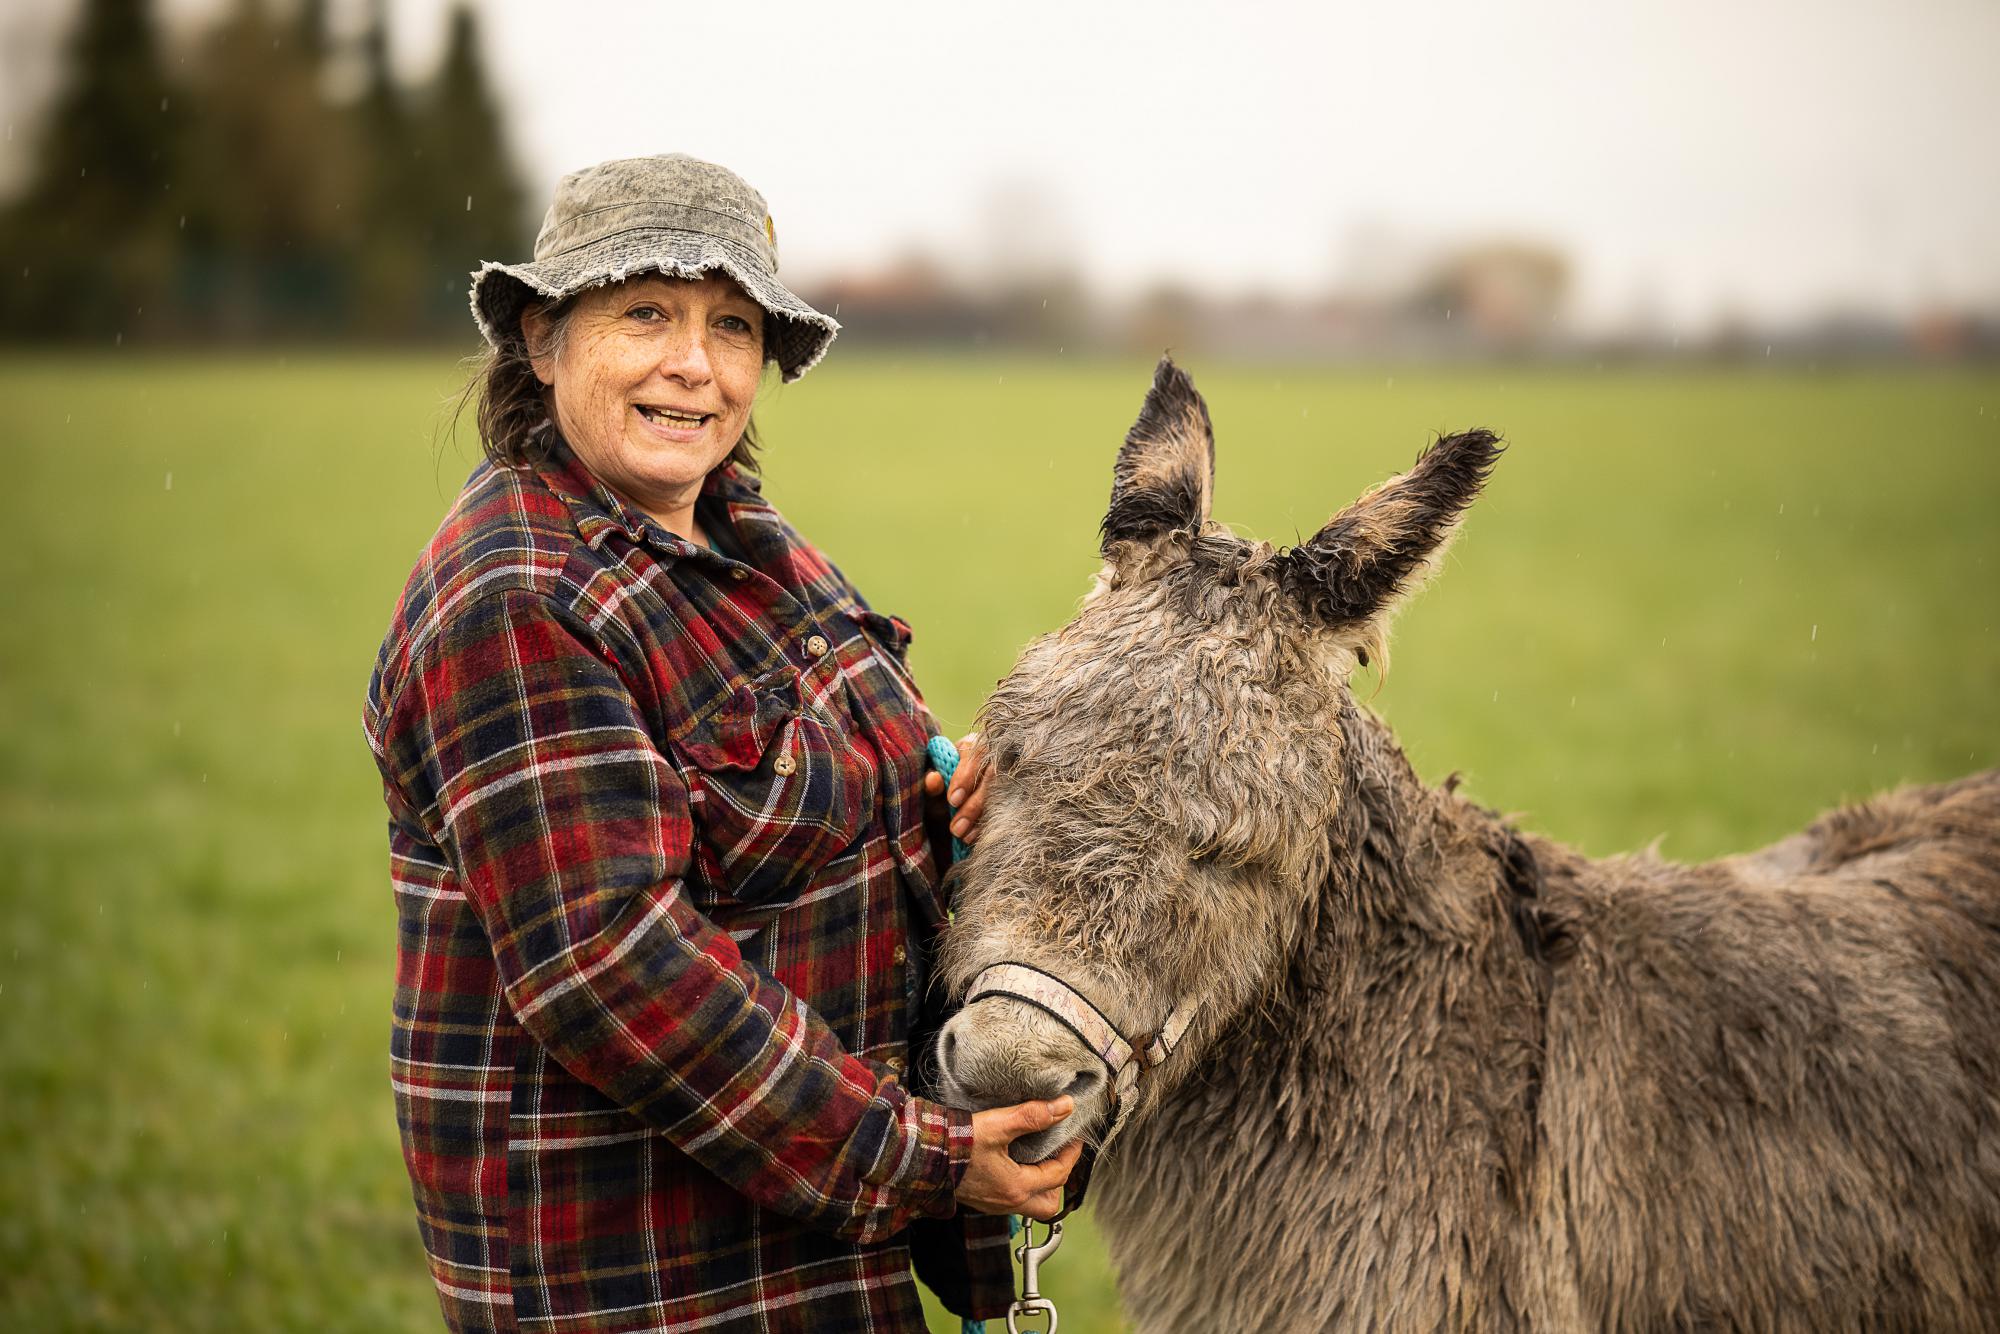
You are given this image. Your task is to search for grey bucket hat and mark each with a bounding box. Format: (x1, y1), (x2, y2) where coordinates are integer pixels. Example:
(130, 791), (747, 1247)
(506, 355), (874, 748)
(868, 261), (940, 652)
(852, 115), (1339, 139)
(470, 154), (839, 382)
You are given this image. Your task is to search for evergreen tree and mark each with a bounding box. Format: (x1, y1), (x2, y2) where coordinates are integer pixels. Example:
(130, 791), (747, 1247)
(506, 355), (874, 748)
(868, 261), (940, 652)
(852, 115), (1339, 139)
(178, 0), (363, 336)
(349, 0), (430, 336)
(0, 0), (181, 339)
(416, 5), (529, 324)
(0, 0), (535, 343)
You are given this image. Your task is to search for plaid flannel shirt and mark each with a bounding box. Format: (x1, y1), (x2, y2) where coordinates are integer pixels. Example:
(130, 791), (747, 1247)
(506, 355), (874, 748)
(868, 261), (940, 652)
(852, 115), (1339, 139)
(363, 440), (1014, 1333)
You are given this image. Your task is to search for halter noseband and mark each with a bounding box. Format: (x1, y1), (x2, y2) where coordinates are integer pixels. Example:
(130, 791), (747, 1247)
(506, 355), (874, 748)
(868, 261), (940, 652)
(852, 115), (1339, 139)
(965, 962), (1199, 1135)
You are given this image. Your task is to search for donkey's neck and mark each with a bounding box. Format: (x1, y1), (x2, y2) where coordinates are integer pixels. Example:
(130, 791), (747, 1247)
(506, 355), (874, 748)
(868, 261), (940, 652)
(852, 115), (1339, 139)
(1324, 701), (1550, 943)
(1268, 700), (1563, 1139)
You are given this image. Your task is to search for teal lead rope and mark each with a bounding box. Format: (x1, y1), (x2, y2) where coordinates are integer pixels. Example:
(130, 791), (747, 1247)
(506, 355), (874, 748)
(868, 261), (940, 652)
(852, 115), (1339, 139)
(925, 735), (974, 863)
(926, 735), (1022, 1334)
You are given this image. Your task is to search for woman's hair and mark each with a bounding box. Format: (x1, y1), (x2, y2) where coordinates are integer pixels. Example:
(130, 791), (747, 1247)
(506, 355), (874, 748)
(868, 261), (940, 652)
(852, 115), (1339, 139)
(470, 291), (765, 472)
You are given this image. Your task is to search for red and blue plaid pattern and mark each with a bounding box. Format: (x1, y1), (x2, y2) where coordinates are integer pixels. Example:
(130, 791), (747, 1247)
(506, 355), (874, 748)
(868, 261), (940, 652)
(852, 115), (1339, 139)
(364, 441), (1013, 1332)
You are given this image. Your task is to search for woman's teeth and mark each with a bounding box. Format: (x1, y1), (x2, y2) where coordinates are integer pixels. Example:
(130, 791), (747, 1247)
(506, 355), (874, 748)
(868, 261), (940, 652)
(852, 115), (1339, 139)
(638, 405), (707, 426)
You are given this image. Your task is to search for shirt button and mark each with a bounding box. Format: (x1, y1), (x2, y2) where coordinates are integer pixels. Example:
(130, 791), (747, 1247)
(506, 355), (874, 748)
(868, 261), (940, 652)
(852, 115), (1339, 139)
(886, 1056), (906, 1075)
(729, 567), (748, 581)
(772, 753), (797, 776)
(805, 634), (829, 657)
(892, 945), (906, 965)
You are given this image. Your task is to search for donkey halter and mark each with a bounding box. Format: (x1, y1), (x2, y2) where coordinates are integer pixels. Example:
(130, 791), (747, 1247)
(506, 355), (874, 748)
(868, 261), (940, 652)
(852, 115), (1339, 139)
(964, 962), (1199, 1146)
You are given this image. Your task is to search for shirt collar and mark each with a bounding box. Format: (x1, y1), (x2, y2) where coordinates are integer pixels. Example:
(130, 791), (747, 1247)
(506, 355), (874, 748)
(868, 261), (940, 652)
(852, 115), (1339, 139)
(532, 430), (771, 551)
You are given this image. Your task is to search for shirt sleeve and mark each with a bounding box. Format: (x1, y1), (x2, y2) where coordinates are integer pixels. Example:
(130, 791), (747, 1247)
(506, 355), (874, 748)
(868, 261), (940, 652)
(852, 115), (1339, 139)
(375, 585), (972, 1243)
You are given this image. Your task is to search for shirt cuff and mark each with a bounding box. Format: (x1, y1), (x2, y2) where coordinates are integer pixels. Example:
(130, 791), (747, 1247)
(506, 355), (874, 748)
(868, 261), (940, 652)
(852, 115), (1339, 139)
(869, 1085), (975, 1229)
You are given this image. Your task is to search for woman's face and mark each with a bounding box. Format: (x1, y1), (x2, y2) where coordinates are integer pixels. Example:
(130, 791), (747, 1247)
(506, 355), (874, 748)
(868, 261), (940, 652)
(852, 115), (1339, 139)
(525, 272), (765, 529)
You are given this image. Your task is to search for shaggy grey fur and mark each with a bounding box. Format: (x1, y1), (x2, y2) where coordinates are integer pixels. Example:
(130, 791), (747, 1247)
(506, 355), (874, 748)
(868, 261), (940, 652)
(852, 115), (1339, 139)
(936, 358), (2000, 1332)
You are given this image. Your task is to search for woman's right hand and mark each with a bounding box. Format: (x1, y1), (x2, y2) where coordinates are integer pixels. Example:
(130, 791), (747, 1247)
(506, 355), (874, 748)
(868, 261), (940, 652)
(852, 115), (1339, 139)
(923, 732), (992, 844)
(954, 1096), (1081, 1220)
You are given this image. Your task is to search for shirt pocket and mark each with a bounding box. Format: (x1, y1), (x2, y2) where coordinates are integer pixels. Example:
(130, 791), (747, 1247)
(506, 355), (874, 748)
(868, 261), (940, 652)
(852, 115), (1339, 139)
(673, 667), (877, 906)
(844, 607), (925, 705)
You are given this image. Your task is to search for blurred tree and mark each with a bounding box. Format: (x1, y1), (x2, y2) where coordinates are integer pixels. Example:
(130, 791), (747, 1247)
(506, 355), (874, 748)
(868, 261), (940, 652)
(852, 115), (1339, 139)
(177, 0), (364, 337)
(0, 0), (181, 340)
(349, 0), (431, 337)
(0, 0), (530, 344)
(412, 5), (530, 327)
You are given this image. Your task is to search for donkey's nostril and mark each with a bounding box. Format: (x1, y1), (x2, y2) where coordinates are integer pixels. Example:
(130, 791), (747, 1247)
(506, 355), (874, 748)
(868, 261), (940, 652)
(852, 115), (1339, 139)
(1062, 1068), (1102, 1100)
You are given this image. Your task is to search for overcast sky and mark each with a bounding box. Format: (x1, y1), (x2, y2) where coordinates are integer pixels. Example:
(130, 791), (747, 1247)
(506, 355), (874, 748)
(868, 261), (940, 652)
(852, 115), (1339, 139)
(6, 0), (1997, 331)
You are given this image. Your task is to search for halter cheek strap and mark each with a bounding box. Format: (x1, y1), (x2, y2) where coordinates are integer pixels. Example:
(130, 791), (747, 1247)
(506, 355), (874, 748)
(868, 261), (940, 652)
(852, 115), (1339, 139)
(966, 962), (1199, 1119)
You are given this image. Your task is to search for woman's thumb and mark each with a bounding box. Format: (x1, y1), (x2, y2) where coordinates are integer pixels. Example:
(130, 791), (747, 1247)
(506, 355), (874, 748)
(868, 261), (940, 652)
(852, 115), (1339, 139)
(1007, 1094), (1074, 1138)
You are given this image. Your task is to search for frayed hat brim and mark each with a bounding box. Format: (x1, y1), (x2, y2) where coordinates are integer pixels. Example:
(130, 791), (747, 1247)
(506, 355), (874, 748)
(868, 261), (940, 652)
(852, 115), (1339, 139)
(470, 230), (837, 383)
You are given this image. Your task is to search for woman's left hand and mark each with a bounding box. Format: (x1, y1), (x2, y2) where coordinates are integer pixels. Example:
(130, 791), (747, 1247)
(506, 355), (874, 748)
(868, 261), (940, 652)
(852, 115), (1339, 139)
(923, 733), (991, 845)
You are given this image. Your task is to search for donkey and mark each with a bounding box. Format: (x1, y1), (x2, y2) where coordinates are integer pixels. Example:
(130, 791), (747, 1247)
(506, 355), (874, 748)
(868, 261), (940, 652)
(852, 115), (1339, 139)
(934, 358), (2000, 1332)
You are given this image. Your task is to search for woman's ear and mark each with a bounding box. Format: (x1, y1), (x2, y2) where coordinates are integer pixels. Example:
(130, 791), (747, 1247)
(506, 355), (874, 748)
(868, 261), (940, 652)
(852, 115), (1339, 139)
(521, 306), (557, 387)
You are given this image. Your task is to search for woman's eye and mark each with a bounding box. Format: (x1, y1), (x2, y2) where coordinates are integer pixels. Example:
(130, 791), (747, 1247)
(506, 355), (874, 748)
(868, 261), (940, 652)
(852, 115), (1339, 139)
(628, 305), (663, 322)
(717, 314), (755, 334)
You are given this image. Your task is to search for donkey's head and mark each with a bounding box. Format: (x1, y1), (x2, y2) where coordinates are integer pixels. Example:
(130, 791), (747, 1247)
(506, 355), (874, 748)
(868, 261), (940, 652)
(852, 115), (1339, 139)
(935, 358), (1500, 1160)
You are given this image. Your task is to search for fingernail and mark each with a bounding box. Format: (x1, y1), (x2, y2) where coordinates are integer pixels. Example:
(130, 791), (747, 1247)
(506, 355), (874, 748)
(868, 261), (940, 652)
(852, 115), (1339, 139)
(948, 788), (963, 803)
(951, 819), (968, 835)
(1052, 1095), (1074, 1116)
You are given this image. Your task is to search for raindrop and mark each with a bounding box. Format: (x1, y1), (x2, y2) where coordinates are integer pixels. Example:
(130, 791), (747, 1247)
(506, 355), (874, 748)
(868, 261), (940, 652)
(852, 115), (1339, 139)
(165, 471), (173, 491)
(115, 333), (123, 346)
(1569, 696), (1576, 708)
(160, 97), (169, 112)
(465, 195), (472, 211)
(1765, 345), (1771, 357)
(1778, 503), (1784, 515)
(1384, 377), (1394, 389)
(179, 215), (186, 229)
(1492, 690), (1500, 703)
(1810, 624), (1817, 642)
(173, 721), (181, 737)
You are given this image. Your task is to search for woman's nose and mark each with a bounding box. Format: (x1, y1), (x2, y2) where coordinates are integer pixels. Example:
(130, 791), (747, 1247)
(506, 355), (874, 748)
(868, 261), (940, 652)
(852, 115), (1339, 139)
(657, 328), (714, 385)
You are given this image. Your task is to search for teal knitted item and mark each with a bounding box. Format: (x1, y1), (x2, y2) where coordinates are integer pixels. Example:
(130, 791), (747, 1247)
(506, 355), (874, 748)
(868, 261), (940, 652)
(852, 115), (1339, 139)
(926, 735), (973, 862)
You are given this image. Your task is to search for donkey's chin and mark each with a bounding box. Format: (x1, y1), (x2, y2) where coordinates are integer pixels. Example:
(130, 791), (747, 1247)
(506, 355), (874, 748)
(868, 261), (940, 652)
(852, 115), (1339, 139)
(933, 1069), (1112, 1164)
(1007, 1088), (1109, 1164)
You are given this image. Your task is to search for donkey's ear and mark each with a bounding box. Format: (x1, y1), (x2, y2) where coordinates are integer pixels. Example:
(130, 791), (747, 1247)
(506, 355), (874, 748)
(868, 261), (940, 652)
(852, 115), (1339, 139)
(1281, 430), (1503, 633)
(1101, 356), (1215, 556)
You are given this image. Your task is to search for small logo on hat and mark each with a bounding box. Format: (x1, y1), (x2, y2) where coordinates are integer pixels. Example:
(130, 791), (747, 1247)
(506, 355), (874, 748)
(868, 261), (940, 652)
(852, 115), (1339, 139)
(765, 214), (777, 255)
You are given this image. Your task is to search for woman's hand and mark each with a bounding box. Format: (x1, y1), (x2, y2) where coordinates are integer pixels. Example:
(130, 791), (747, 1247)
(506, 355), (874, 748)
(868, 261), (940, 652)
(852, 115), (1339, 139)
(953, 1096), (1082, 1220)
(923, 732), (991, 844)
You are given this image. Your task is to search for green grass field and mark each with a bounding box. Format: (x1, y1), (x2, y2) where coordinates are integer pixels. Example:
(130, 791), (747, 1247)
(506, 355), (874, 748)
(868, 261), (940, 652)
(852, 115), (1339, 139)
(2, 352), (1995, 1331)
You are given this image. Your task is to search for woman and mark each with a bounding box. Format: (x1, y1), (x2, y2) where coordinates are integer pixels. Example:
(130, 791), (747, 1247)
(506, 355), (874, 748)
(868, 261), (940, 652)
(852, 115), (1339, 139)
(363, 154), (1079, 1334)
